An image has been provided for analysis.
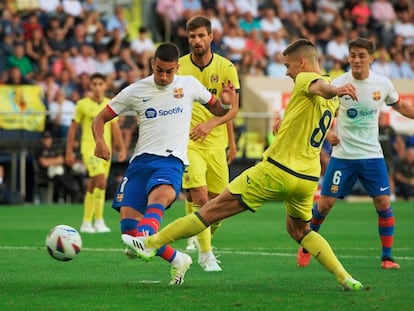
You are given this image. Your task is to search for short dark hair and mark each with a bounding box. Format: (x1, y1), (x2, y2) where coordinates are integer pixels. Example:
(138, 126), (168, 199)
(186, 15), (212, 34)
(154, 43), (180, 62)
(90, 72), (106, 82)
(283, 39), (317, 57)
(349, 37), (375, 55)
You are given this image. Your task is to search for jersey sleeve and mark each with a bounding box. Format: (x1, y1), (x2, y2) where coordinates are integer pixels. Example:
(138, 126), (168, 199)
(108, 85), (135, 115)
(190, 77), (214, 105)
(384, 79), (400, 106)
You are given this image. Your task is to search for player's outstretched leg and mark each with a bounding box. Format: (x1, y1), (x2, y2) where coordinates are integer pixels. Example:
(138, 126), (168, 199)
(122, 234), (156, 261)
(169, 251), (193, 285)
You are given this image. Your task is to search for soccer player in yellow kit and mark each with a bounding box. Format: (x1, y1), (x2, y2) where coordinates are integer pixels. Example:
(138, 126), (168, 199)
(66, 73), (126, 233)
(178, 15), (240, 271)
(123, 39), (364, 291)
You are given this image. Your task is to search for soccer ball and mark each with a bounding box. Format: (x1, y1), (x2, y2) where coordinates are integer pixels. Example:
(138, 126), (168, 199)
(45, 225), (82, 261)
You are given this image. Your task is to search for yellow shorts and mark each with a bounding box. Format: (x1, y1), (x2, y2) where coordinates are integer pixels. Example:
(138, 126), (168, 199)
(228, 160), (317, 221)
(82, 154), (111, 178)
(182, 147), (228, 193)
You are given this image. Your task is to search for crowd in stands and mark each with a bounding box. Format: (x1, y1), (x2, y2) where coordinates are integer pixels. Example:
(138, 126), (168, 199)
(1, 0), (414, 200)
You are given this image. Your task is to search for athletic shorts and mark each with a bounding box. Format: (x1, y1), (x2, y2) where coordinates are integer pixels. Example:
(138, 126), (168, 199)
(182, 147), (228, 193)
(228, 159), (318, 222)
(112, 153), (184, 214)
(321, 157), (390, 198)
(83, 154), (111, 178)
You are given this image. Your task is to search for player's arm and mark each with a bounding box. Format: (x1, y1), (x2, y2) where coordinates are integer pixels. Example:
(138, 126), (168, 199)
(111, 119), (127, 163)
(392, 99), (414, 119)
(65, 121), (79, 166)
(308, 79), (358, 101)
(226, 121), (237, 165)
(206, 81), (236, 117)
(92, 106), (117, 161)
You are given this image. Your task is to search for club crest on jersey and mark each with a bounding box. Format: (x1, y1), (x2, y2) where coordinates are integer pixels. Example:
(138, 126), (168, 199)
(210, 74), (219, 83)
(173, 88), (184, 98)
(330, 185), (338, 194)
(116, 193), (124, 202)
(372, 91), (381, 101)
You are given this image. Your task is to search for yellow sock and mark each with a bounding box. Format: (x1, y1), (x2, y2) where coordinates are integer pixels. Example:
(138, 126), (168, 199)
(210, 221), (222, 236)
(93, 188), (106, 220)
(185, 199), (193, 215)
(83, 191), (95, 223)
(191, 204), (212, 252)
(147, 213), (208, 249)
(301, 231), (351, 284)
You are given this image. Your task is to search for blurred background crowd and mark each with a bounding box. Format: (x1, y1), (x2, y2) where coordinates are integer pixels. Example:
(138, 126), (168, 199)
(1, 0), (414, 203)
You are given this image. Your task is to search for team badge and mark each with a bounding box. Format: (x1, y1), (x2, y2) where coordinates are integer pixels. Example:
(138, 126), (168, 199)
(116, 193), (124, 202)
(173, 88), (184, 98)
(330, 185), (338, 194)
(372, 91), (381, 101)
(210, 74), (219, 83)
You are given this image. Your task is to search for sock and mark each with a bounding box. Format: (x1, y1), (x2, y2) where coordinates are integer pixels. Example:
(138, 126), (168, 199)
(191, 204), (212, 253)
(377, 207), (395, 260)
(185, 199), (193, 215)
(300, 231), (351, 284)
(210, 221), (222, 236)
(137, 204), (176, 262)
(310, 202), (327, 232)
(147, 212), (209, 249)
(93, 188), (106, 220)
(82, 191), (95, 223)
(121, 218), (139, 236)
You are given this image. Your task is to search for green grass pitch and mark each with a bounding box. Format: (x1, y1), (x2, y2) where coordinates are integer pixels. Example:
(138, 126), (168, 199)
(0, 199), (413, 311)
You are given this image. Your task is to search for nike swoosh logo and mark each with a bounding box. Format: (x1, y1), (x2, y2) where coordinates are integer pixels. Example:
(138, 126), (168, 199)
(380, 186), (390, 191)
(143, 98), (150, 102)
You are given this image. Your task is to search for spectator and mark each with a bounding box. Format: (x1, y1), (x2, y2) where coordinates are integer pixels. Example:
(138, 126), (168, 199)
(243, 28), (267, 72)
(47, 27), (70, 59)
(265, 30), (288, 60)
(182, 0), (204, 20)
(325, 30), (349, 71)
(371, 0), (397, 47)
(235, 0), (259, 18)
(350, 0), (371, 36)
(156, 0), (185, 42)
(371, 46), (391, 78)
(302, 10), (331, 51)
(5, 66), (32, 85)
(393, 10), (414, 48)
(328, 60), (345, 79)
(7, 44), (34, 80)
(36, 130), (83, 203)
(106, 5), (128, 39)
(259, 6), (284, 41)
(48, 89), (76, 141)
(38, 72), (60, 104)
(393, 0), (413, 21)
(114, 46), (140, 83)
(84, 10), (104, 43)
(57, 67), (79, 102)
(72, 43), (96, 76)
(204, 6), (223, 36)
(68, 23), (87, 57)
(279, 0), (304, 23)
(94, 48), (116, 79)
(75, 72), (92, 98)
(22, 12), (43, 41)
(317, 0), (339, 25)
(389, 51), (413, 79)
(62, 0), (84, 20)
(51, 50), (76, 80)
(130, 26), (155, 77)
(223, 25), (246, 67)
(82, 0), (98, 13)
(394, 147), (414, 201)
(266, 51), (287, 78)
(107, 27), (130, 58)
(25, 28), (53, 71)
(238, 10), (261, 36)
(211, 27), (230, 57)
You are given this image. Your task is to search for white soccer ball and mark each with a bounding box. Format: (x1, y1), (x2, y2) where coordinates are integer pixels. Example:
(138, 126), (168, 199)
(45, 225), (82, 261)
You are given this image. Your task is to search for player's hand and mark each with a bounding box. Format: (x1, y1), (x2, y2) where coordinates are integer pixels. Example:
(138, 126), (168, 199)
(220, 80), (236, 104)
(327, 131), (340, 146)
(337, 83), (358, 101)
(94, 142), (111, 161)
(190, 121), (214, 142)
(227, 144), (237, 164)
(117, 148), (127, 163)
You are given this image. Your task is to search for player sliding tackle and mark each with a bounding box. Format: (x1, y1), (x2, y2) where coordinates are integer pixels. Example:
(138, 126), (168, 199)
(122, 39), (364, 291)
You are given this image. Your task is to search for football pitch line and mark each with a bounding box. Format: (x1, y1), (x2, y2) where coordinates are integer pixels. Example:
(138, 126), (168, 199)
(1, 245), (413, 261)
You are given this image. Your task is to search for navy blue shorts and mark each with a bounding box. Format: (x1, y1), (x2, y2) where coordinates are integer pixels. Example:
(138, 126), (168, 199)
(321, 157), (390, 198)
(112, 153), (184, 214)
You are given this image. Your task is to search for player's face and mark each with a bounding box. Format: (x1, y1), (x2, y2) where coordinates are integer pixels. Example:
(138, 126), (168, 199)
(284, 54), (301, 81)
(348, 47), (374, 80)
(187, 27), (212, 57)
(152, 58), (178, 86)
(90, 78), (107, 97)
